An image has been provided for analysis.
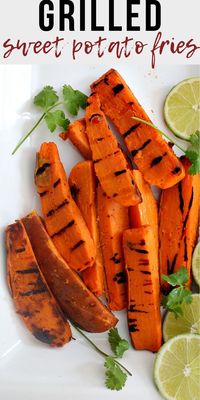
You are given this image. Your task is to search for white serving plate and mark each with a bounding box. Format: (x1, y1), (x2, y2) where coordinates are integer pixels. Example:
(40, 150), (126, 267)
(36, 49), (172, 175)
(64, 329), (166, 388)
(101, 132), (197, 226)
(0, 64), (198, 400)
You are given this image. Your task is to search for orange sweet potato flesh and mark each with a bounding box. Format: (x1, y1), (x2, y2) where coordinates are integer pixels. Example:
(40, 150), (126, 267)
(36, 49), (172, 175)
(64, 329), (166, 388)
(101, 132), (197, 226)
(159, 157), (200, 293)
(6, 221), (72, 347)
(69, 161), (104, 296)
(97, 184), (129, 311)
(91, 69), (185, 189)
(130, 170), (158, 247)
(35, 142), (96, 272)
(85, 93), (141, 207)
(22, 212), (118, 333)
(60, 119), (92, 160)
(123, 226), (162, 352)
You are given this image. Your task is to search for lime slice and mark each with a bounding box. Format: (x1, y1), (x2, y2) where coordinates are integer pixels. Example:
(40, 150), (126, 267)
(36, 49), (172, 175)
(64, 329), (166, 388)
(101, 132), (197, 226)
(154, 334), (200, 400)
(163, 294), (200, 342)
(164, 77), (200, 140)
(192, 242), (200, 287)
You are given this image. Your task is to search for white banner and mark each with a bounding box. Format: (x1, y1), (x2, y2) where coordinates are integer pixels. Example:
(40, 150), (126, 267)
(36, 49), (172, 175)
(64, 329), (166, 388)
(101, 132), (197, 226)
(0, 0), (199, 67)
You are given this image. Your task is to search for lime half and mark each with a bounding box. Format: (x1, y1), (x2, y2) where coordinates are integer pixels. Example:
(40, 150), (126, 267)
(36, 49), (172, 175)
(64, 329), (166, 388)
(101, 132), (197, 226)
(192, 242), (200, 287)
(154, 334), (200, 400)
(163, 294), (200, 342)
(164, 77), (200, 140)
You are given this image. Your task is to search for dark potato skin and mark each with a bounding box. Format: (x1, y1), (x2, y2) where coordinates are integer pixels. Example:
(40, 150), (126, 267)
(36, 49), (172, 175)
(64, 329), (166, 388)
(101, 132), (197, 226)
(6, 221), (72, 347)
(22, 212), (118, 333)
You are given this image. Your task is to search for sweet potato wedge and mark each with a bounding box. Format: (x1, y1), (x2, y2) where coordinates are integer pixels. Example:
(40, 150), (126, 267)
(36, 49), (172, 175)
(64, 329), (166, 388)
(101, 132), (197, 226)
(22, 212), (118, 332)
(69, 161), (104, 296)
(6, 221), (71, 347)
(35, 142), (96, 272)
(159, 157), (200, 292)
(130, 170), (158, 246)
(97, 185), (129, 310)
(85, 93), (141, 207)
(91, 69), (185, 189)
(123, 227), (162, 352)
(60, 119), (92, 160)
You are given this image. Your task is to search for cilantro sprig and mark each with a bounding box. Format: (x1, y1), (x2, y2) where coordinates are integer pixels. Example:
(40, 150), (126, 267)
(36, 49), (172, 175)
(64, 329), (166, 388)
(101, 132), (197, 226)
(161, 267), (193, 318)
(132, 117), (200, 175)
(73, 324), (131, 391)
(12, 85), (88, 155)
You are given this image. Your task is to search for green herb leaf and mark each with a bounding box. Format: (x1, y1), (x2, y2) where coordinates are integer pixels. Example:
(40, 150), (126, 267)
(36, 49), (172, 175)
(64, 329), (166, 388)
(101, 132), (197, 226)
(63, 85), (88, 116)
(162, 267), (189, 287)
(34, 86), (59, 111)
(161, 267), (193, 317)
(104, 356), (127, 391)
(185, 131), (200, 175)
(45, 110), (70, 133)
(108, 328), (129, 358)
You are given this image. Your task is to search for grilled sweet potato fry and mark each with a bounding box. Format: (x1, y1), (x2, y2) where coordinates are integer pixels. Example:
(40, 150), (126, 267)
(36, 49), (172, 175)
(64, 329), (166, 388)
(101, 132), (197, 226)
(91, 69), (185, 189)
(97, 185), (129, 311)
(159, 157), (200, 292)
(35, 142), (96, 272)
(123, 227), (162, 352)
(60, 119), (92, 160)
(6, 221), (71, 347)
(22, 212), (118, 332)
(85, 93), (141, 207)
(69, 161), (104, 296)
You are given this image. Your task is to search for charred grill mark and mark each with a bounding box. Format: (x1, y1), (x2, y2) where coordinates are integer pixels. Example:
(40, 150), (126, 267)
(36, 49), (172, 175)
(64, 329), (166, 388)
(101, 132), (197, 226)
(127, 242), (149, 254)
(178, 182), (184, 214)
(15, 247), (26, 254)
(35, 163), (51, 176)
(20, 288), (48, 297)
(92, 75), (110, 88)
(129, 324), (139, 332)
(51, 220), (75, 238)
(139, 260), (149, 266)
(110, 253), (121, 264)
(71, 240), (85, 252)
(167, 254), (178, 275)
(32, 326), (56, 345)
(112, 193), (118, 198)
(144, 291), (153, 294)
(39, 191), (48, 197)
(47, 199), (69, 217)
(112, 83), (124, 95)
(128, 305), (148, 314)
(94, 158), (103, 164)
(172, 167), (181, 175)
(182, 188), (194, 232)
(96, 137), (104, 142)
(70, 184), (80, 200)
(140, 270), (151, 275)
(113, 272), (126, 284)
(16, 268), (39, 275)
(139, 240), (146, 246)
(127, 267), (134, 271)
(184, 236), (188, 261)
(18, 310), (33, 318)
(131, 139), (152, 157)
(89, 113), (102, 122)
(53, 179), (61, 188)
(114, 169), (127, 177)
(150, 156), (163, 168)
(143, 282), (152, 286)
(123, 123), (141, 139)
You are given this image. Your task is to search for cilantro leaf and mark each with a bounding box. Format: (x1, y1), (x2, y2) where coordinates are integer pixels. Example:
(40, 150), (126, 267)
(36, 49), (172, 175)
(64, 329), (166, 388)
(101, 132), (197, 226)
(161, 267), (193, 318)
(34, 86), (59, 111)
(185, 131), (200, 174)
(162, 267), (189, 286)
(104, 357), (127, 391)
(108, 328), (129, 358)
(63, 85), (88, 116)
(45, 110), (70, 133)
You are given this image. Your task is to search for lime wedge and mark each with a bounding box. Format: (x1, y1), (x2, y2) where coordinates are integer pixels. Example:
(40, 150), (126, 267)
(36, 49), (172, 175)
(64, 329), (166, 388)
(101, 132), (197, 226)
(192, 242), (200, 287)
(164, 77), (200, 140)
(163, 294), (200, 342)
(154, 334), (200, 400)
